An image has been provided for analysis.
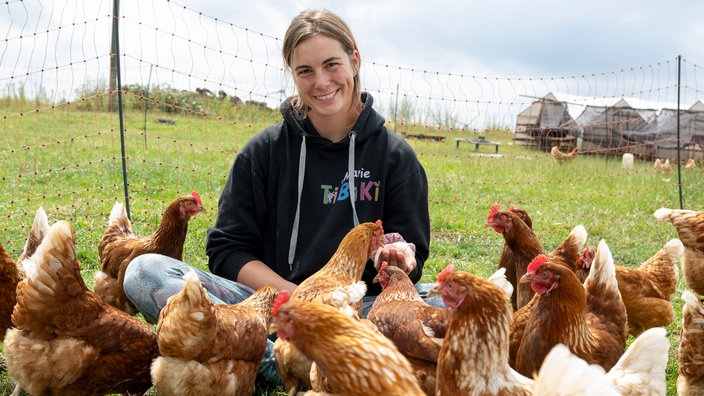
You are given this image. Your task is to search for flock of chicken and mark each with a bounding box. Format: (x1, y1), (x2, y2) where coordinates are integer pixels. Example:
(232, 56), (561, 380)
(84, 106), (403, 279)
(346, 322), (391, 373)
(653, 157), (698, 173)
(1, 190), (704, 395)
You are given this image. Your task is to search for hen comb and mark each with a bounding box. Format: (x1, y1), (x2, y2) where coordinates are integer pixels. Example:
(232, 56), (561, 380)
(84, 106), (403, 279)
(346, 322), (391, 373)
(191, 191), (203, 206)
(487, 203), (500, 220)
(509, 205), (515, 212)
(271, 289), (291, 316)
(437, 264), (455, 282)
(375, 219), (384, 234)
(527, 254), (548, 273)
(379, 261), (389, 272)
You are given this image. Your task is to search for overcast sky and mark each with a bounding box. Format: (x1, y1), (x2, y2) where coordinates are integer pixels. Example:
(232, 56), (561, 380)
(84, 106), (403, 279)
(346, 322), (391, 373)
(187, 0), (704, 77)
(3, 0), (703, 127)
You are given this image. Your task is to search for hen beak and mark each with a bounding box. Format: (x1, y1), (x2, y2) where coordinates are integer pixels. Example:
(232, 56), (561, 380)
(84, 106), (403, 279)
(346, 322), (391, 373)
(268, 323), (279, 335)
(372, 274), (380, 284)
(426, 283), (441, 298)
(519, 272), (534, 284)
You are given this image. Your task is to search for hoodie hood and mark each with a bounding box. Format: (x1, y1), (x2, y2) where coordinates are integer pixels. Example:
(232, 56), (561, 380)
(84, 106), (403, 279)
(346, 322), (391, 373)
(280, 92), (381, 144)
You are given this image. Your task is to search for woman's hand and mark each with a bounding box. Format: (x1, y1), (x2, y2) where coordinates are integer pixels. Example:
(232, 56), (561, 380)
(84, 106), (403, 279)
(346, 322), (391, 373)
(373, 233), (417, 274)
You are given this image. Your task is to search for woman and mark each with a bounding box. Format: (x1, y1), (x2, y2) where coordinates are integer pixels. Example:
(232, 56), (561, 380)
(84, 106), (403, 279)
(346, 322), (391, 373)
(124, 8), (434, 387)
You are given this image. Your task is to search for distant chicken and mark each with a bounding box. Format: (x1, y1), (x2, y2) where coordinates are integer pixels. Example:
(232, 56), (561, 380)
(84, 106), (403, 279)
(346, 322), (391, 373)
(4, 220), (158, 395)
(653, 158), (664, 172)
(367, 262), (451, 394)
(486, 203), (545, 311)
(95, 191), (206, 315)
(579, 239), (683, 336)
(685, 158), (697, 170)
(654, 158), (673, 173)
(535, 327), (668, 396)
(654, 207), (704, 295)
(274, 220), (384, 394)
(679, 290), (704, 395)
(152, 270), (278, 396)
(514, 239), (628, 377)
(550, 145), (579, 164)
(270, 291), (425, 396)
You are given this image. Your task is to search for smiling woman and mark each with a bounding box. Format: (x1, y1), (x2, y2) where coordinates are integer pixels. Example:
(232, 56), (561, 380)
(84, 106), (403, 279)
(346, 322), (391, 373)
(121, 7), (436, 392)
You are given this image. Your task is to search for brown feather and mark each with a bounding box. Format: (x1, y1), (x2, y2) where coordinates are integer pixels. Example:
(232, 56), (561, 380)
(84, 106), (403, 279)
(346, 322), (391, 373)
(5, 220), (158, 395)
(153, 271), (277, 395)
(95, 193), (206, 315)
(271, 299), (424, 396)
(274, 220), (384, 394)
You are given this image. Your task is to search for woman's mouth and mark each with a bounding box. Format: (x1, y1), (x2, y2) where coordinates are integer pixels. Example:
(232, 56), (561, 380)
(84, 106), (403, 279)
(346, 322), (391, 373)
(315, 90), (337, 101)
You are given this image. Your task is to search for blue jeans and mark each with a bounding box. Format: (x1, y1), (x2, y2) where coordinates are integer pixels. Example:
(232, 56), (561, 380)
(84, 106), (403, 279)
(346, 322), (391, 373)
(123, 253), (445, 387)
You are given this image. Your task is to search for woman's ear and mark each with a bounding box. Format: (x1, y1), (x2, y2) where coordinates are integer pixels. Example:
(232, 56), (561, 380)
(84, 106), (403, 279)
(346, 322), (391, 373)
(350, 49), (361, 72)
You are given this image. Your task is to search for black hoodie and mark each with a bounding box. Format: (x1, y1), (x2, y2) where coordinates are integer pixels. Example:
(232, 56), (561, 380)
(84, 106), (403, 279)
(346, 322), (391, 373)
(206, 93), (430, 295)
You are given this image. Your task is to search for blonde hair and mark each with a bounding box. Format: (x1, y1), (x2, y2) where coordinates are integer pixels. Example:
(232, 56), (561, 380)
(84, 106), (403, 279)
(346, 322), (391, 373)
(282, 9), (362, 117)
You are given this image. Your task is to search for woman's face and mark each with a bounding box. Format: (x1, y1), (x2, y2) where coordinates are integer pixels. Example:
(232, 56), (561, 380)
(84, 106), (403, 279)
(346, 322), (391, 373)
(290, 34), (359, 121)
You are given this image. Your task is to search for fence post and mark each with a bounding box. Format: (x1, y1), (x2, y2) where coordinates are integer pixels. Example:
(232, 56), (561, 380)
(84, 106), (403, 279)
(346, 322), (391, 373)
(110, 0), (132, 219)
(677, 55), (683, 209)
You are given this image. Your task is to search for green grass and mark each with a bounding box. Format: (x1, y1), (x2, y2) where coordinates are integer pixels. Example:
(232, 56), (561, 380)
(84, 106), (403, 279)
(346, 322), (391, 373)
(0, 97), (701, 395)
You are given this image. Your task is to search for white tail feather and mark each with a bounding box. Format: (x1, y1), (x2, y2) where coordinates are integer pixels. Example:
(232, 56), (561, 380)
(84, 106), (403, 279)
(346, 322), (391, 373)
(605, 327), (668, 395)
(653, 207), (675, 222)
(487, 267), (513, 299)
(662, 238), (684, 260)
(534, 344), (619, 395)
(587, 239), (617, 289)
(569, 224), (588, 249)
(109, 201), (127, 225)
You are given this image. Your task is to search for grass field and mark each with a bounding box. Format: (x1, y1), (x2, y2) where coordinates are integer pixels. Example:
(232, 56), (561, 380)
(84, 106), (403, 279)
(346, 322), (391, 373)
(0, 96), (701, 395)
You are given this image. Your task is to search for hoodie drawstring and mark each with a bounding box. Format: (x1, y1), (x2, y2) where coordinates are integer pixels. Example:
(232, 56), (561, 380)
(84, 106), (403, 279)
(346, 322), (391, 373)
(348, 131), (360, 227)
(288, 135), (306, 271)
(287, 132), (360, 272)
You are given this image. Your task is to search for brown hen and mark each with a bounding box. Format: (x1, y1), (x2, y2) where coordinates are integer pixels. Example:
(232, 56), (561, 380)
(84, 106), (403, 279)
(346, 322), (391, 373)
(95, 191), (206, 315)
(367, 262), (451, 394)
(0, 243), (21, 340)
(152, 270), (278, 396)
(654, 207), (704, 296)
(4, 220), (158, 395)
(515, 239), (628, 377)
(270, 291), (424, 396)
(581, 239), (683, 336)
(486, 203), (544, 311)
(679, 290), (704, 395)
(428, 265), (532, 395)
(508, 224), (588, 369)
(0, 207), (50, 351)
(273, 220), (384, 394)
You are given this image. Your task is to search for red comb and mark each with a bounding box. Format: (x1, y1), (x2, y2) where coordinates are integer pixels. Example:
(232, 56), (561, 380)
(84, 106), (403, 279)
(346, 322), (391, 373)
(191, 191), (203, 206)
(375, 219), (384, 233)
(487, 203), (500, 220)
(527, 254), (548, 273)
(380, 261), (389, 271)
(508, 205), (515, 212)
(437, 264), (455, 282)
(271, 289), (291, 316)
